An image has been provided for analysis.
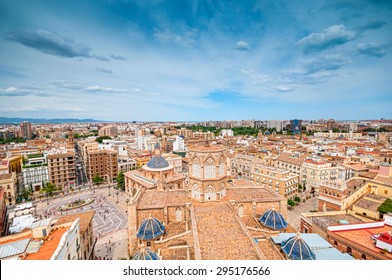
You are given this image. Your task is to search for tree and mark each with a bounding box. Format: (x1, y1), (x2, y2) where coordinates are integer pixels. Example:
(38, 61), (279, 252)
(96, 136), (111, 143)
(287, 199), (295, 207)
(294, 196), (301, 203)
(378, 198), (392, 214)
(92, 175), (104, 185)
(42, 182), (57, 196)
(18, 188), (32, 202)
(117, 171), (125, 191)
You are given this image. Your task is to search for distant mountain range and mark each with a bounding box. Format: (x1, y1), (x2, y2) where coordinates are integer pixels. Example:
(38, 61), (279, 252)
(0, 117), (102, 124)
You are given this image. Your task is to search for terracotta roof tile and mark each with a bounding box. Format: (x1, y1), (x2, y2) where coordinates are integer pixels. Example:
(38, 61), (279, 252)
(55, 211), (95, 233)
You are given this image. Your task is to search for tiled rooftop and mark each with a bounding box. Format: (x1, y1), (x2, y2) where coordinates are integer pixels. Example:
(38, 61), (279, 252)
(224, 187), (280, 202)
(194, 203), (260, 260)
(137, 190), (188, 209)
(354, 199), (382, 211)
(331, 224), (392, 258)
(55, 211), (95, 233)
(276, 153), (307, 165)
(311, 214), (366, 231)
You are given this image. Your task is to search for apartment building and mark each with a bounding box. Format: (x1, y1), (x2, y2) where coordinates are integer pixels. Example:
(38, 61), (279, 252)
(274, 152), (308, 178)
(231, 153), (258, 180)
(87, 150), (118, 182)
(301, 157), (345, 195)
(0, 172), (17, 206)
(251, 164), (299, 198)
(20, 121), (33, 140)
(47, 152), (76, 190)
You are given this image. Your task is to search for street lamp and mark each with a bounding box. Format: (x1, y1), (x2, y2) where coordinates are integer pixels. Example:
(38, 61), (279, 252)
(116, 191), (119, 203)
(108, 185), (111, 196)
(125, 199), (129, 213)
(46, 193), (49, 205)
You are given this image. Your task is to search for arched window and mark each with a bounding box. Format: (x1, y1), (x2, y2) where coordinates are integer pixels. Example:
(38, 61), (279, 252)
(192, 184), (200, 199)
(361, 254), (366, 260)
(347, 247), (352, 255)
(333, 240), (338, 247)
(219, 160), (225, 176)
(192, 159), (201, 178)
(205, 185), (216, 200)
(204, 158), (216, 179)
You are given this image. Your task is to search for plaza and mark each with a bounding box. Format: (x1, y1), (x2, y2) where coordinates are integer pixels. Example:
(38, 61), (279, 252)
(34, 185), (130, 259)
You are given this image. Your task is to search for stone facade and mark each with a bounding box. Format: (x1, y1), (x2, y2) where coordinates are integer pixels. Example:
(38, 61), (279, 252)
(188, 144), (227, 202)
(126, 143), (287, 260)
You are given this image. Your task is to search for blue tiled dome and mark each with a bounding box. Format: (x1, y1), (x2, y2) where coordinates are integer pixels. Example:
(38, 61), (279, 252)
(132, 247), (159, 260)
(259, 208), (288, 230)
(136, 217), (165, 240)
(146, 155), (169, 169)
(281, 233), (316, 260)
(154, 143), (161, 149)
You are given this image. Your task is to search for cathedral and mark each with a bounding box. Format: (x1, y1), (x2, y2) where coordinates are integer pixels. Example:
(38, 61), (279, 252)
(124, 142), (288, 260)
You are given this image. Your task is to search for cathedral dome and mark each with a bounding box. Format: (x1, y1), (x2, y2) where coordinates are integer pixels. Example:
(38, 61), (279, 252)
(132, 246), (159, 260)
(259, 207), (288, 230)
(281, 233), (316, 260)
(136, 216), (165, 240)
(146, 156), (169, 169)
(146, 143), (170, 169)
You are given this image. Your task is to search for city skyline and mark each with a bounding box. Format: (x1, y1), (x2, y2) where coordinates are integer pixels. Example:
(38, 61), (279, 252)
(1, 0), (391, 121)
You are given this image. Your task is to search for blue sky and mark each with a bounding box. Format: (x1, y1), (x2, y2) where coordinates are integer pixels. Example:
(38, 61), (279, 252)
(0, 0), (391, 121)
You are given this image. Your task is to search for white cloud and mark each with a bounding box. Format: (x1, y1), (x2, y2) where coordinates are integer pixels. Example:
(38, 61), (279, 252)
(3, 87), (17, 93)
(297, 25), (356, 52)
(85, 86), (127, 93)
(153, 28), (198, 47)
(276, 86), (293, 92)
(236, 40), (251, 51)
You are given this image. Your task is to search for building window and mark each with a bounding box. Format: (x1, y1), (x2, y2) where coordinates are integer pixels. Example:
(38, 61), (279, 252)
(361, 254), (366, 260)
(333, 241), (338, 247)
(204, 158), (215, 179)
(192, 161), (201, 178)
(347, 247), (352, 255)
(219, 161), (225, 176)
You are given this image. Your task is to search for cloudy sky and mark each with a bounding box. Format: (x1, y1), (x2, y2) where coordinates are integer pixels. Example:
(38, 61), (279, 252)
(0, 0), (391, 121)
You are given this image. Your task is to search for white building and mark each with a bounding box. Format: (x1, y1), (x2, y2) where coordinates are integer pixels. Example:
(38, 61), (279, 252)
(51, 218), (81, 260)
(22, 153), (49, 192)
(118, 158), (137, 172)
(220, 129), (234, 137)
(22, 165), (49, 192)
(173, 135), (185, 152)
(301, 157), (345, 195)
(162, 153), (183, 173)
(137, 136), (159, 151)
(267, 120), (284, 132)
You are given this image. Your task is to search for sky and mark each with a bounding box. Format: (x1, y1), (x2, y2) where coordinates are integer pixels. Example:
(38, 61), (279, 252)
(0, 0), (391, 122)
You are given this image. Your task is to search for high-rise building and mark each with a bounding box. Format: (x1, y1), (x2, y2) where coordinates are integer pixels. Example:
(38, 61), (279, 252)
(20, 121), (32, 139)
(48, 151), (76, 190)
(267, 120), (283, 132)
(87, 150), (118, 183)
